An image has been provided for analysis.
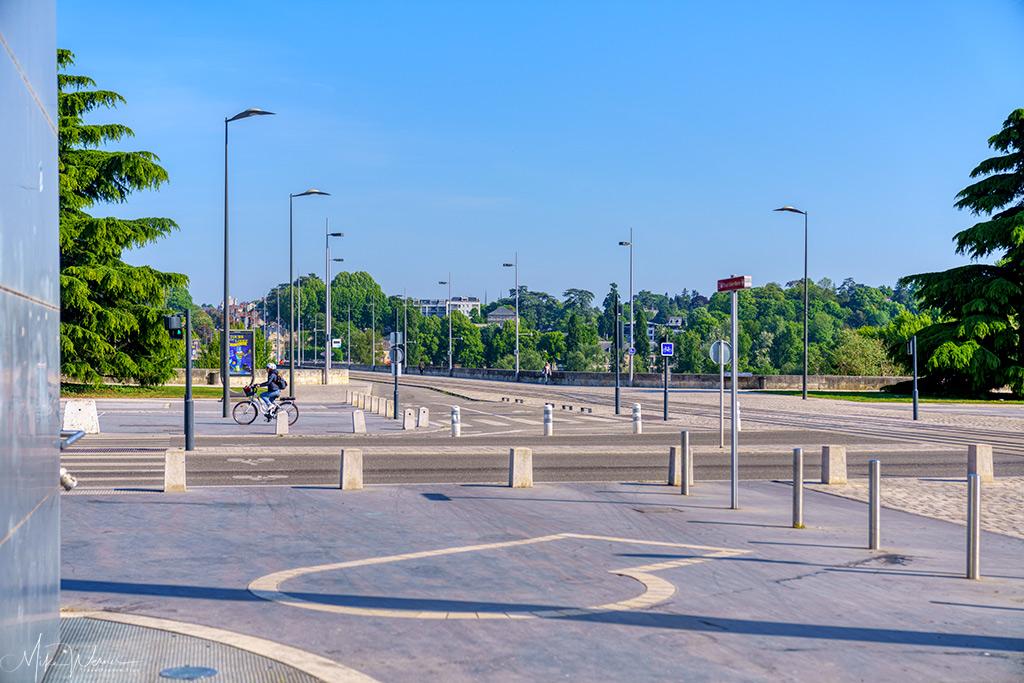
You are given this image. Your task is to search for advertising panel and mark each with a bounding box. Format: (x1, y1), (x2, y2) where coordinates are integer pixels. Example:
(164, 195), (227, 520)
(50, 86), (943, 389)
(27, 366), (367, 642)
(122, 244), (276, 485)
(228, 330), (255, 377)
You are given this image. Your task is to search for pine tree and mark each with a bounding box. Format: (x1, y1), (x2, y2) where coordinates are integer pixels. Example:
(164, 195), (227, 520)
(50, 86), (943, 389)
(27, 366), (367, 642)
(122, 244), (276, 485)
(59, 49), (186, 385)
(902, 109), (1024, 396)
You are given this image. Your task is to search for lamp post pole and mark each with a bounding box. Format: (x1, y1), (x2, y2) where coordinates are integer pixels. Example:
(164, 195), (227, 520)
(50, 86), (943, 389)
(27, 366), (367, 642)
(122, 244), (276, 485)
(347, 304), (351, 364)
(325, 222), (343, 383)
(619, 230), (634, 387)
(439, 275), (452, 375)
(503, 254), (519, 381)
(774, 206), (809, 400)
(289, 189), (330, 394)
(223, 107), (274, 417)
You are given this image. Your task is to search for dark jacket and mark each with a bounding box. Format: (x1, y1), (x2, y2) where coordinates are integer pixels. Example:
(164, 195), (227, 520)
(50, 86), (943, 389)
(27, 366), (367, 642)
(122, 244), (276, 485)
(260, 370), (283, 391)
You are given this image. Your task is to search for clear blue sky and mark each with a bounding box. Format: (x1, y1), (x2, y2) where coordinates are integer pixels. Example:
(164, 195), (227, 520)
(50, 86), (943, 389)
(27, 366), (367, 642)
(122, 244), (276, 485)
(58, 1), (1024, 307)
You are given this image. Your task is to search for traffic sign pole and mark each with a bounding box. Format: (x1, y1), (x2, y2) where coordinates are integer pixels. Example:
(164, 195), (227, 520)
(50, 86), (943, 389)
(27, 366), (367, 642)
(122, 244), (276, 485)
(661, 341), (673, 421)
(718, 275), (751, 511)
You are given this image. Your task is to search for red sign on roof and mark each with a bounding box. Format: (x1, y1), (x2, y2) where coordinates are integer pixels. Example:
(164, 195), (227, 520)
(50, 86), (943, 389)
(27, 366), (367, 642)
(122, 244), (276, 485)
(717, 276), (752, 292)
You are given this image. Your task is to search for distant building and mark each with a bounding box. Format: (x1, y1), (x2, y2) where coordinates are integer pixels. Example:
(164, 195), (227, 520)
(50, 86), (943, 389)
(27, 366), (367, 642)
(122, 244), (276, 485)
(667, 316), (685, 328)
(487, 306), (516, 325)
(419, 296), (481, 318)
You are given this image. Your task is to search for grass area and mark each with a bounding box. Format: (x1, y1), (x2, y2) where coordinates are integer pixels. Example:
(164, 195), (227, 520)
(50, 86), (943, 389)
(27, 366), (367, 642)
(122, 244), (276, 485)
(760, 390), (1024, 404)
(61, 383), (228, 399)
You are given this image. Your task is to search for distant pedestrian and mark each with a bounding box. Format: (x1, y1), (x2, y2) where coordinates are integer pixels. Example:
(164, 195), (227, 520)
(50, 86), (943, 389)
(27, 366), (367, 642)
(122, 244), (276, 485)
(419, 360), (425, 375)
(542, 362), (551, 383)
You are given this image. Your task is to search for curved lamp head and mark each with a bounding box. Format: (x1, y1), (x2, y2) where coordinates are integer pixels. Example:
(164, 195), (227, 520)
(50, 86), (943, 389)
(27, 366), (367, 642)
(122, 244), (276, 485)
(227, 108), (275, 122)
(774, 206), (806, 215)
(618, 241), (631, 246)
(291, 189), (331, 198)
(328, 232), (344, 237)
(502, 263), (514, 268)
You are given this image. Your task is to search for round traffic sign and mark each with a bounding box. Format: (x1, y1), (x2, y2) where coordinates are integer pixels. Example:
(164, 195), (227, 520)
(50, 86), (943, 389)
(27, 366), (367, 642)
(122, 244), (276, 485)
(709, 340), (731, 365)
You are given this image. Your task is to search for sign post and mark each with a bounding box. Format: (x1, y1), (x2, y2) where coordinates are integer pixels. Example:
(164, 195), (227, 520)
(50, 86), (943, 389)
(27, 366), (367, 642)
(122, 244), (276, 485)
(718, 275), (751, 510)
(710, 340), (731, 448)
(390, 329), (404, 418)
(907, 335), (919, 421)
(661, 341), (673, 421)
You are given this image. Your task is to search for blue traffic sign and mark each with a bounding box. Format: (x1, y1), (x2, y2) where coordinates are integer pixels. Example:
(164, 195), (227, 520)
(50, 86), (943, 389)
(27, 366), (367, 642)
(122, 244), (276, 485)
(661, 342), (674, 356)
(628, 347), (636, 355)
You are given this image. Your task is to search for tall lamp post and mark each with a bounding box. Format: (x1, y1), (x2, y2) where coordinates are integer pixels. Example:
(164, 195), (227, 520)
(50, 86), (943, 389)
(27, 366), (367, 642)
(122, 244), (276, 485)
(325, 222), (343, 383)
(774, 206), (809, 400)
(439, 274), (452, 375)
(618, 229), (634, 387)
(223, 107), (274, 417)
(289, 189), (330, 394)
(502, 253), (519, 381)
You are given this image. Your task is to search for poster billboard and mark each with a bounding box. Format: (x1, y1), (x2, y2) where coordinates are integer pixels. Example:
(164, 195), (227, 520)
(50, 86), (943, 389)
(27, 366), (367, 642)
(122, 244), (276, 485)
(228, 330), (255, 377)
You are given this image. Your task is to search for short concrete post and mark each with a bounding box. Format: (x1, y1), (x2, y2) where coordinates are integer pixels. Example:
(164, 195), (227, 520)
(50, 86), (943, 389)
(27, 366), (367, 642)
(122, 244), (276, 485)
(340, 448), (363, 490)
(63, 399), (101, 434)
(968, 444), (994, 483)
(793, 448), (804, 529)
(509, 447), (533, 488)
(869, 459), (880, 550)
(371, 396), (379, 413)
(275, 411), (289, 436)
(164, 449), (186, 492)
(356, 393), (364, 409)
(682, 430), (693, 493)
(632, 403), (642, 434)
(387, 399), (396, 418)
(543, 404), (553, 436)
(967, 473), (980, 579)
(821, 445), (847, 484)
(451, 405), (461, 437)
(403, 408), (415, 430)
(351, 409), (366, 434)
(417, 406), (429, 428)
(345, 390), (352, 404)
(350, 391), (358, 406)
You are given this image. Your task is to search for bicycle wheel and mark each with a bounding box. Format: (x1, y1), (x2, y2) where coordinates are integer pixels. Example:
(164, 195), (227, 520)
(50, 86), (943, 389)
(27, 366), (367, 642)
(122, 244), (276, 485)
(279, 401), (299, 425)
(232, 400), (259, 425)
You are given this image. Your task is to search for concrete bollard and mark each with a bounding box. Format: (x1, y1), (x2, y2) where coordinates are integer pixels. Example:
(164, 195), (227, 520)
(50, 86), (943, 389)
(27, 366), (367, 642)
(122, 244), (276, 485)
(403, 408), (415, 430)
(417, 406), (429, 428)
(682, 430), (693, 493)
(543, 404), (553, 436)
(869, 459), (880, 550)
(669, 446), (682, 486)
(345, 390), (352, 404)
(509, 447), (533, 488)
(370, 396), (379, 413)
(968, 444), (994, 483)
(451, 406), (461, 437)
(63, 399), (101, 434)
(632, 404), (642, 434)
(351, 409), (366, 434)
(821, 445), (847, 484)
(340, 448), (363, 490)
(384, 399), (394, 418)
(793, 448), (804, 528)
(276, 411), (289, 436)
(356, 393), (364, 409)
(967, 473), (981, 579)
(164, 449), (186, 492)
(350, 391), (358, 406)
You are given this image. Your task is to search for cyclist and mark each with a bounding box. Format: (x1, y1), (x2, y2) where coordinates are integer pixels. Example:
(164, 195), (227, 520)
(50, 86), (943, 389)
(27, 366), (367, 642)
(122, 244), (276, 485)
(257, 363), (284, 415)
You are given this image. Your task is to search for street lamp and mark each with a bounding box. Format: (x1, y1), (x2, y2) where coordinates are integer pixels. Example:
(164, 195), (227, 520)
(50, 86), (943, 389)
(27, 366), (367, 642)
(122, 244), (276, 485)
(502, 253), (519, 381)
(618, 229), (634, 387)
(774, 205), (809, 400)
(325, 222), (343, 383)
(289, 189), (330, 394)
(223, 107), (274, 417)
(439, 274), (452, 375)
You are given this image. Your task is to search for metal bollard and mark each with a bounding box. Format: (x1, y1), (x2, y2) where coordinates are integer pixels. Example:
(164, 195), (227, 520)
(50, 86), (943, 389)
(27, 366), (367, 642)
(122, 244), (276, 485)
(632, 403), (642, 434)
(681, 430), (691, 495)
(793, 448), (804, 529)
(869, 459), (880, 549)
(543, 404), (553, 436)
(451, 405), (461, 437)
(967, 474), (980, 579)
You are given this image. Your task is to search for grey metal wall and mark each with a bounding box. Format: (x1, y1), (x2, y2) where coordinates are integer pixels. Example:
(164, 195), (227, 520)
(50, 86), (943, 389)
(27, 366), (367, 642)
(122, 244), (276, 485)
(0, 2), (60, 681)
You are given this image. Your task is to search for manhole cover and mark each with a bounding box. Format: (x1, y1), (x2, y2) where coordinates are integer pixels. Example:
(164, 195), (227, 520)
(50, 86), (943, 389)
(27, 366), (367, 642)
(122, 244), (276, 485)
(159, 666), (218, 679)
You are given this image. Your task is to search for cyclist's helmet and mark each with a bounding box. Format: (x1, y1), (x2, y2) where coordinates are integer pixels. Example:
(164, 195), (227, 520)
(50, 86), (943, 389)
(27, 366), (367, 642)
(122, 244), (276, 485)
(266, 363), (277, 370)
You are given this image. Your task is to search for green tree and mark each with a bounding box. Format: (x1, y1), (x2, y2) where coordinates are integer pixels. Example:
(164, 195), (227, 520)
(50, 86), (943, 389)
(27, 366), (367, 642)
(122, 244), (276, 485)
(903, 110), (1024, 396)
(59, 49), (186, 385)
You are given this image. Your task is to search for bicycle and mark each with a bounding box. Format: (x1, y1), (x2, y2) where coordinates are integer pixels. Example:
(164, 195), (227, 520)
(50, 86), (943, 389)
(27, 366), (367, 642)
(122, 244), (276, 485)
(232, 384), (299, 426)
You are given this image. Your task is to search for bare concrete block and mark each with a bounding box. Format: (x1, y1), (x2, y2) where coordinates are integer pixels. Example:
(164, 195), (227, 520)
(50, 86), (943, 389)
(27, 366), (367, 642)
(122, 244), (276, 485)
(275, 411), (289, 436)
(371, 396), (379, 413)
(358, 394), (366, 410)
(669, 446), (682, 486)
(403, 408), (416, 430)
(417, 407), (429, 428)
(340, 448), (363, 490)
(384, 399), (394, 418)
(164, 449), (186, 492)
(968, 444), (994, 483)
(509, 447), (533, 488)
(351, 410), (366, 434)
(821, 445), (847, 484)
(63, 399), (100, 434)
(345, 390), (352, 404)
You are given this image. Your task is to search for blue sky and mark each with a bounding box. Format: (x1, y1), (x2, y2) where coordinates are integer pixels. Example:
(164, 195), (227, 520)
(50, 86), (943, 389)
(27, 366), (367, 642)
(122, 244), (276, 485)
(58, 1), (1024, 307)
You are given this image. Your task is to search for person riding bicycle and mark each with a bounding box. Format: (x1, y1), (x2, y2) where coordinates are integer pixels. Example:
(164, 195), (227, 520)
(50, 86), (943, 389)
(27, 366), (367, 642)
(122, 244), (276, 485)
(258, 363), (284, 410)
